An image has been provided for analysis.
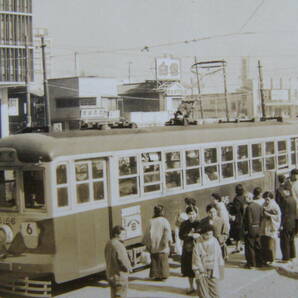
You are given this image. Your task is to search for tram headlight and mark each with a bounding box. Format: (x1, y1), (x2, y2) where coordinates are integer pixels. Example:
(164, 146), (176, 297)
(0, 224), (14, 244)
(20, 222), (41, 249)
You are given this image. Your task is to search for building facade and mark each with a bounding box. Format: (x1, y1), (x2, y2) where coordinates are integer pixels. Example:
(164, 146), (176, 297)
(48, 76), (120, 130)
(0, 0), (33, 136)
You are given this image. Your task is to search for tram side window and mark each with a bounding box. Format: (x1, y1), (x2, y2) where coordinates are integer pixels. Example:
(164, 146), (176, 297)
(91, 159), (105, 201)
(0, 170), (17, 208)
(23, 170), (45, 209)
(251, 143), (263, 174)
(75, 159), (106, 203)
(221, 146), (234, 179)
(142, 152), (162, 193)
(185, 150), (201, 185)
(204, 148), (218, 182)
(237, 145), (249, 176)
(119, 156), (138, 197)
(75, 163), (90, 203)
(56, 164), (69, 207)
(277, 140), (288, 169)
(265, 141), (275, 170)
(165, 151), (182, 189)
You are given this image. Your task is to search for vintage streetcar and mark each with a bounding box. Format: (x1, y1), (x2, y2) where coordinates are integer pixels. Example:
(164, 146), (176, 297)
(0, 121), (297, 296)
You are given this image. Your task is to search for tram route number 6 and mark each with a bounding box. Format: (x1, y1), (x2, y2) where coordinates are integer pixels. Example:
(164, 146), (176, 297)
(21, 222), (39, 237)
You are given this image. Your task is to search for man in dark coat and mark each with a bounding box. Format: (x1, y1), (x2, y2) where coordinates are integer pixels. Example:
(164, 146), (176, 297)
(243, 197), (263, 268)
(278, 182), (297, 262)
(105, 225), (131, 298)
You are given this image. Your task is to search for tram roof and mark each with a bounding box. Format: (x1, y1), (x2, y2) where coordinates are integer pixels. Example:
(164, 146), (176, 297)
(1, 121), (298, 163)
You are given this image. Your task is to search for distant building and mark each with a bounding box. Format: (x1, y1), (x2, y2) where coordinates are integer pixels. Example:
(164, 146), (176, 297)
(48, 76), (120, 130)
(0, 0), (33, 136)
(7, 87), (44, 133)
(118, 80), (185, 123)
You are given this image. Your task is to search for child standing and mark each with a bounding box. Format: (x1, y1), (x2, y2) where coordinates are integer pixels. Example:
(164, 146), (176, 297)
(192, 224), (224, 298)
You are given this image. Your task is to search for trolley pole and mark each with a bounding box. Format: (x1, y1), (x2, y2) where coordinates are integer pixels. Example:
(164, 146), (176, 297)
(194, 56), (204, 119)
(25, 35), (32, 127)
(222, 61), (230, 122)
(258, 60), (266, 118)
(41, 36), (51, 131)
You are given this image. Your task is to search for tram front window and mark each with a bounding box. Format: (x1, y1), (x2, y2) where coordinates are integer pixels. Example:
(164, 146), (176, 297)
(23, 170), (45, 209)
(0, 170), (17, 209)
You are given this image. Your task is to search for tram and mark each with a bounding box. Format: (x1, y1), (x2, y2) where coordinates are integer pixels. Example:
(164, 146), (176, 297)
(0, 121), (297, 296)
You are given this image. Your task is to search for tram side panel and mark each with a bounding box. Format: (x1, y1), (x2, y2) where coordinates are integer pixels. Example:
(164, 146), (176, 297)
(110, 177), (265, 260)
(52, 207), (110, 283)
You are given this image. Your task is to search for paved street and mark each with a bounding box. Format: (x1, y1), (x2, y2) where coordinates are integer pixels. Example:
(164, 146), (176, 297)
(56, 239), (298, 298)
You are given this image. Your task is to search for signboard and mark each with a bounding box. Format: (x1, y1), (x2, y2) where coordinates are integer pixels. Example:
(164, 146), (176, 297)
(156, 57), (181, 81)
(80, 108), (108, 120)
(121, 205), (142, 239)
(8, 98), (19, 116)
(271, 90), (289, 101)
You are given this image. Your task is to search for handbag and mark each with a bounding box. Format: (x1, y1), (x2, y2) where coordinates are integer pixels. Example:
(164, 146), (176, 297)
(140, 250), (151, 265)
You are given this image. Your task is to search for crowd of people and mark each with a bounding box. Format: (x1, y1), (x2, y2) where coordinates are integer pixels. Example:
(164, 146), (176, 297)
(104, 169), (298, 298)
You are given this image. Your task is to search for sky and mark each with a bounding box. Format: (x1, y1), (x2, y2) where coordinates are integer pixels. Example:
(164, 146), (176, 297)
(32, 0), (298, 91)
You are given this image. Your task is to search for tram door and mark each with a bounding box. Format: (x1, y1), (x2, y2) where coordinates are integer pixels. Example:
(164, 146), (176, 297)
(74, 158), (110, 273)
(76, 209), (110, 273)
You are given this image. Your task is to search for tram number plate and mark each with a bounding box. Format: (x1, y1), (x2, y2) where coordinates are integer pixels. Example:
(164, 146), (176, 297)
(0, 216), (16, 225)
(21, 222), (39, 237)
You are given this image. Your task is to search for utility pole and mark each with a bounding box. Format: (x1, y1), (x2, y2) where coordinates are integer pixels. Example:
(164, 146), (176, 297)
(128, 61), (132, 83)
(24, 35), (32, 127)
(74, 51), (80, 76)
(194, 56), (204, 119)
(154, 58), (159, 89)
(222, 61), (230, 122)
(41, 36), (51, 130)
(258, 60), (266, 118)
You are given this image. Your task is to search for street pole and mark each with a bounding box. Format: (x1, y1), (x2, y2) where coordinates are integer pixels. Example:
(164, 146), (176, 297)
(222, 61), (230, 122)
(74, 51), (80, 76)
(194, 56), (204, 119)
(154, 58), (159, 89)
(41, 36), (51, 130)
(258, 60), (266, 118)
(25, 35), (32, 127)
(128, 61), (132, 83)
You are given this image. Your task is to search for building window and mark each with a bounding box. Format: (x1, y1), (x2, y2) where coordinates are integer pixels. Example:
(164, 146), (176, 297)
(56, 98), (80, 108)
(80, 97), (97, 106)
